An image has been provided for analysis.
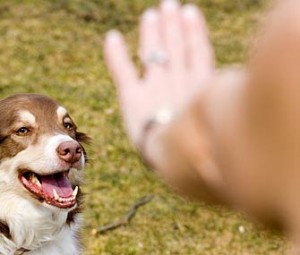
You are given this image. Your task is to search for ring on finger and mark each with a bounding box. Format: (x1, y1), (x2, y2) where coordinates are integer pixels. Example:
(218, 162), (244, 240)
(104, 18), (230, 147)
(141, 49), (168, 65)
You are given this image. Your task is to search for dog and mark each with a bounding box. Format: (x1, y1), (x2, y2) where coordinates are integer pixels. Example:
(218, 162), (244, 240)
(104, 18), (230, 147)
(0, 94), (89, 255)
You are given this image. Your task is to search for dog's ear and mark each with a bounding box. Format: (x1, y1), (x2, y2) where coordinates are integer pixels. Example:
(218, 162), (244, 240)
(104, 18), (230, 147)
(76, 132), (91, 145)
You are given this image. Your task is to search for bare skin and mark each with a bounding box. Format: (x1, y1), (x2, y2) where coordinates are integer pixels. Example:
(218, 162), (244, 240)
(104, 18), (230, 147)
(104, 0), (300, 252)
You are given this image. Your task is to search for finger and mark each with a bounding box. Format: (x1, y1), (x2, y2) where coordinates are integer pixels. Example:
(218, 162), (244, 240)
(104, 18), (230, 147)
(140, 8), (166, 77)
(160, 0), (185, 71)
(182, 5), (214, 81)
(104, 30), (139, 90)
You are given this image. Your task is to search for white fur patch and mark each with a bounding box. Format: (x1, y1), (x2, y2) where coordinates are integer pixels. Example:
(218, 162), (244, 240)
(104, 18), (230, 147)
(56, 106), (67, 122)
(18, 111), (36, 126)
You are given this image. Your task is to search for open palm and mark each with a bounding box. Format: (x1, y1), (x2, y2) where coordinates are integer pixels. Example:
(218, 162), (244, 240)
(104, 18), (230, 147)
(104, 0), (214, 146)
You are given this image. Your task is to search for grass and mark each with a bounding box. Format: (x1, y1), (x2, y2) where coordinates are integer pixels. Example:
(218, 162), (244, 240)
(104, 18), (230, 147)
(0, 0), (288, 254)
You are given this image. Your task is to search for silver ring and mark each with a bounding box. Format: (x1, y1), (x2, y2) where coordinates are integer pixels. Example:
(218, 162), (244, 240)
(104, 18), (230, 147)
(142, 50), (168, 65)
(138, 108), (176, 154)
(143, 108), (175, 132)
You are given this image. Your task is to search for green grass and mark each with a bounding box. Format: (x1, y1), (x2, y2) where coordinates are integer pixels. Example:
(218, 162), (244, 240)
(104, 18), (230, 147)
(0, 0), (288, 254)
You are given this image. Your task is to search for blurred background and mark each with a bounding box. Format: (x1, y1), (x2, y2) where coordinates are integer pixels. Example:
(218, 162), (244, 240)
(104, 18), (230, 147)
(0, 0), (288, 254)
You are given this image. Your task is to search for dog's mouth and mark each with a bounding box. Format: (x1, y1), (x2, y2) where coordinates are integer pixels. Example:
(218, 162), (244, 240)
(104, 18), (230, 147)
(19, 170), (78, 209)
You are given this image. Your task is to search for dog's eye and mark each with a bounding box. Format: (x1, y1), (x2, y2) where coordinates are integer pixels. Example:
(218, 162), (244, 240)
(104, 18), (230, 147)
(64, 122), (74, 130)
(16, 127), (30, 136)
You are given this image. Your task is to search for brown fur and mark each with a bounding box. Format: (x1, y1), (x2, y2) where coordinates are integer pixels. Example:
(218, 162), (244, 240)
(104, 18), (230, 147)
(0, 93), (89, 253)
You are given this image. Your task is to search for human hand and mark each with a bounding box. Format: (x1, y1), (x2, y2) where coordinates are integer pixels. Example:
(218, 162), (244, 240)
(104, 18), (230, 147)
(104, 0), (215, 147)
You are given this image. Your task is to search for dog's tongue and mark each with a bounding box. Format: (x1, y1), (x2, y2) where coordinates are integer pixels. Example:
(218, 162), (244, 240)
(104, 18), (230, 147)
(40, 174), (73, 198)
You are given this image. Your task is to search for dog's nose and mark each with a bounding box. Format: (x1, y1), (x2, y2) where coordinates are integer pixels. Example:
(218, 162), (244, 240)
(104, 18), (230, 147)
(57, 141), (82, 164)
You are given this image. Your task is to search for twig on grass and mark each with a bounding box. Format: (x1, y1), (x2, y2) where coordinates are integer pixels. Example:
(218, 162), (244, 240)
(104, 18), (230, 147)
(92, 195), (154, 235)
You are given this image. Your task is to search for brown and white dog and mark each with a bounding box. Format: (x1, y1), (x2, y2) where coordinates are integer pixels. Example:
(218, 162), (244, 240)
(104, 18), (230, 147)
(0, 94), (89, 255)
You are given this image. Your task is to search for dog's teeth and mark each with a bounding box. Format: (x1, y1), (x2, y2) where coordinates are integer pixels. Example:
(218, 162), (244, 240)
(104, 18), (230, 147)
(57, 197), (75, 203)
(72, 186), (78, 198)
(30, 174), (42, 187)
(34, 176), (41, 187)
(52, 188), (77, 203)
(53, 189), (59, 201)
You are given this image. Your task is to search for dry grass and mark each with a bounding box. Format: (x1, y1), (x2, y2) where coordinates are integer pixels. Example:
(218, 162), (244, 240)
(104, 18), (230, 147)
(0, 0), (288, 254)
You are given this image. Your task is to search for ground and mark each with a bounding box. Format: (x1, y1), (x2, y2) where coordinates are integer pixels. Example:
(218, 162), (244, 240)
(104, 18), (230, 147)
(0, 0), (288, 254)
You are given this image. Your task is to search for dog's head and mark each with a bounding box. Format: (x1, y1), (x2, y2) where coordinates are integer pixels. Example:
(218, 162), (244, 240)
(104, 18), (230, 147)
(0, 94), (89, 212)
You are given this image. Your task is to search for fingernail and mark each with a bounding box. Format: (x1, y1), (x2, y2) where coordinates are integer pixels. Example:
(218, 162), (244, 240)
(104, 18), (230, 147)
(161, 0), (179, 12)
(182, 4), (199, 20)
(106, 30), (122, 43)
(142, 8), (158, 22)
